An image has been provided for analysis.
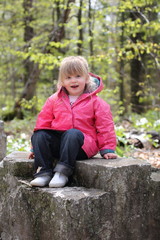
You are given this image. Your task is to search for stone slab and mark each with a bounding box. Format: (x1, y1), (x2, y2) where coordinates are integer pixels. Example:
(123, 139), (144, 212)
(0, 179), (111, 240)
(3, 151), (34, 178)
(1, 151), (160, 240)
(74, 156), (152, 191)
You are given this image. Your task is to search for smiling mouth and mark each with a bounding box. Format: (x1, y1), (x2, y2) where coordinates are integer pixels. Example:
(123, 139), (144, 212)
(71, 85), (79, 88)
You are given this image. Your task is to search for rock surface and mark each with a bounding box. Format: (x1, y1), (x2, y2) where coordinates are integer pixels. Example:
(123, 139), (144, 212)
(0, 151), (160, 240)
(0, 121), (6, 161)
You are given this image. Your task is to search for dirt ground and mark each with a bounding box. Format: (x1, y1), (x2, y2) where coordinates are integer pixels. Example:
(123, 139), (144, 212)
(130, 148), (160, 168)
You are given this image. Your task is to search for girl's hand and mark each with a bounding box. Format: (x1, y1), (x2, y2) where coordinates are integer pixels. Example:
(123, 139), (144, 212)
(103, 153), (117, 159)
(28, 152), (35, 159)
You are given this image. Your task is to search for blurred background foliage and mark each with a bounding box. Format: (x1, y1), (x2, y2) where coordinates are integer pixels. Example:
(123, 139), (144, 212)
(0, 0), (159, 155)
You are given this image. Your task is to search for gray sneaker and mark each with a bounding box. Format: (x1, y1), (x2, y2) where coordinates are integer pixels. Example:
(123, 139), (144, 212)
(30, 176), (52, 187)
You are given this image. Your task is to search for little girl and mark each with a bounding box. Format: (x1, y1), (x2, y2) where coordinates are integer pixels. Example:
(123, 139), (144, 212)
(29, 56), (117, 187)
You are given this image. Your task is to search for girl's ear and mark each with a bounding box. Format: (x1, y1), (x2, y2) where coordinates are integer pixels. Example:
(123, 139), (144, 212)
(60, 80), (64, 86)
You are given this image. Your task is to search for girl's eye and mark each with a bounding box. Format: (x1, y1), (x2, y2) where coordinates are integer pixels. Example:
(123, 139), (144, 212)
(76, 75), (81, 78)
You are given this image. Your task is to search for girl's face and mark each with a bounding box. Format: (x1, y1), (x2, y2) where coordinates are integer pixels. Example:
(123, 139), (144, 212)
(62, 73), (89, 96)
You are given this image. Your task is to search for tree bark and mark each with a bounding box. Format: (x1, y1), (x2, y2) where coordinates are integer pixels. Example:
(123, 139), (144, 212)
(47, 0), (75, 44)
(130, 57), (145, 113)
(119, 12), (125, 115)
(88, 0), (93, 57)
(130, 10), (146, 114)
(77, 0), (83, 55)
(23, 0), (34, 85)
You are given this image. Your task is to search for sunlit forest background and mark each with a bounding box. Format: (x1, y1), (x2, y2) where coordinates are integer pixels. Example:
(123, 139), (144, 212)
(0, 0), (160, 160)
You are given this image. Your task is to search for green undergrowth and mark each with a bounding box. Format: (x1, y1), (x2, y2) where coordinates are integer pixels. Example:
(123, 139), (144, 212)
(115, 110), (160, 156)
(4, 118), (35, 154)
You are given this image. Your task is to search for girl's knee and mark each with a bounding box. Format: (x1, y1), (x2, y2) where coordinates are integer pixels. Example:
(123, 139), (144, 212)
(31, 130), (50, 143)
(64, 128), (84, 141)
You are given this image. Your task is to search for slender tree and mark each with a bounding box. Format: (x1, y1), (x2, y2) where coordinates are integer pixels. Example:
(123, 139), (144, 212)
(23, 0), (34, 85)
(13, 0), (75, 119)
(88, 0), (93, 57)
(119, 12), (125, 114)
(77, 0), (83, 55)
(130, 8), (147, 113)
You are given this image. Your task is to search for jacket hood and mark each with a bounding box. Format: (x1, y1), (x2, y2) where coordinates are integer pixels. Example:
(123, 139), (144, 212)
(86, 72), (104, 95)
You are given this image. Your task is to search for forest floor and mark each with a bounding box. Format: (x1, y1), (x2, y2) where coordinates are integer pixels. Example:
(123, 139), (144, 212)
(4, 119), (160, 169)
(130, 148), (160, 168)
(117, 119), (160, 168)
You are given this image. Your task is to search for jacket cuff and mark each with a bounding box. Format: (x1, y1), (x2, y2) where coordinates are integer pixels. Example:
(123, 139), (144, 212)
(100, 149), (115, 157)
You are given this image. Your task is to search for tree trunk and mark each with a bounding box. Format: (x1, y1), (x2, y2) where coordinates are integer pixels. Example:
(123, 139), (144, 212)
(119, 12), (125, 115)
(48, 0), (75, 44)
(11, 0), (35, 119)
(10, 0), (75, 119)
(130, 57), (145, 113)
(77, 0), (83, 55)
(23, 0), (34, 85)
(130, 10), (146, 114)
(88, 0), (93, 57)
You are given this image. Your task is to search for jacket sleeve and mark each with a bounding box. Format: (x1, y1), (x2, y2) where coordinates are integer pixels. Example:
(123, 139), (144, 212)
(94, 97), (117, 155)
(34, 96), (55, 131)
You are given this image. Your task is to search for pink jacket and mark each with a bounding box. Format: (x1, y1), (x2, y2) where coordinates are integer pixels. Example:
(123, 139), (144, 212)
(34, 73), (116, 158)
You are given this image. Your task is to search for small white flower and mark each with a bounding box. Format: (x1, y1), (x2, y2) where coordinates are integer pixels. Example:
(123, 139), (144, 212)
(115, 125), (124, 130)
(154, 119), (160, 127)
(21, 133), (26, 138)
(136, 118), (148, 126)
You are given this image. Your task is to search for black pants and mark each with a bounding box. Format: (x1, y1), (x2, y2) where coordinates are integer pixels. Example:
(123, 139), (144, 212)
(31, 129), (88, 178)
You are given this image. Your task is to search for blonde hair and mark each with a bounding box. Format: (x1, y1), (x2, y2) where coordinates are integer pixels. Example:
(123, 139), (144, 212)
(57, 56), (97, 92)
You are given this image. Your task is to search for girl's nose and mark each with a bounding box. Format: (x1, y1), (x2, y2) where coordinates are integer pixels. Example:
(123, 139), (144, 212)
(70, 77), (76, 82)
